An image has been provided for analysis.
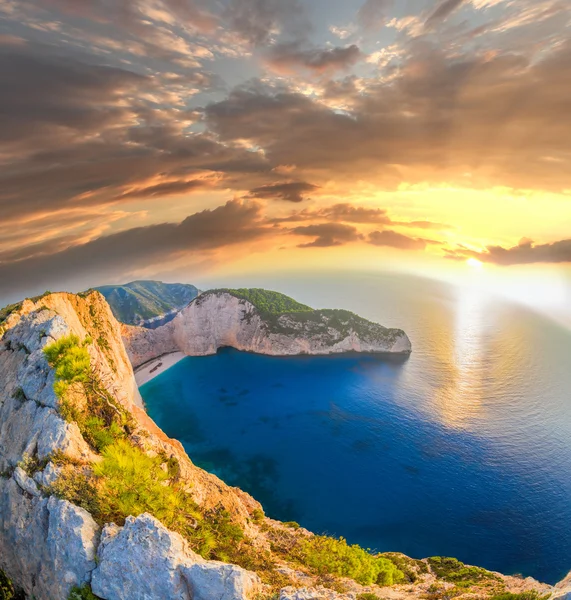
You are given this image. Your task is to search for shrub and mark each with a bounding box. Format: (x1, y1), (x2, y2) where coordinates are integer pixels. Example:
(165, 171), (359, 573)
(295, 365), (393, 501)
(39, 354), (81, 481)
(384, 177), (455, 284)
(295, 536), (404, 586)
(44, 334), (90, 397)
(381, 552), (428, 582)
(251, 508), (265, 524)
(49, 467), (101, 517)
(427, 557), (500, 585)
(490, 593), (550, 600)
(11, 388), (26, 402)
(83, 417), (123, 452)
(358, 594), (383, 600)
(68, 584), (102, 600)
(93, 440), (198, 529)
(284, 521), (301, 529)
(44, 334), (132, 453)
(18, 452), (48, 477)
(0, 570), (25, 600)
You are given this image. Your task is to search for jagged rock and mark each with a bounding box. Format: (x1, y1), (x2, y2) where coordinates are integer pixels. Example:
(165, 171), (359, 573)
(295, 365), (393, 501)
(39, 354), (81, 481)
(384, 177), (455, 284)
(552, 572), (571, 600)
(0, 398), (44, 471)
(37, 411), (94, 463)
(0, 478), (99, 600)
(46, 497), (100, 590)
(13, 466), (40, 497)
(92, 514), (261, 600)
(182, 562), (261, 600)
(91, 513), (204, 599)
(33, 461), (63, 489)
(124, 291), (411, 367)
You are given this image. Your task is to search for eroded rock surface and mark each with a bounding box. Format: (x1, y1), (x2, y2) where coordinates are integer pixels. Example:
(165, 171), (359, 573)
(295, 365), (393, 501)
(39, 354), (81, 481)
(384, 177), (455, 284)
(92, 514), (261, 600)
(124, 291), (411, 368)
(0, 293), (265, 599)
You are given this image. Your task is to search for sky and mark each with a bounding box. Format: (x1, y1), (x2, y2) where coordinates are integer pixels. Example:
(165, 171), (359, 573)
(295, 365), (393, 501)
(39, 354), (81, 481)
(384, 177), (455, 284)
(0, 0), (571, 306)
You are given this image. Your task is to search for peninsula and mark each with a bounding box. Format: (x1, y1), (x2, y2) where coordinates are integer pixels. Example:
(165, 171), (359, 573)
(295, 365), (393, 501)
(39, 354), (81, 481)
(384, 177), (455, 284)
(122, 288), (412, 373)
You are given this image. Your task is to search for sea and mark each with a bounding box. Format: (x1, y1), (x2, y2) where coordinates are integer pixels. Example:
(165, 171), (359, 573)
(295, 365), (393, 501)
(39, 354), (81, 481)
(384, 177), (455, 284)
(140, 271), (571, 584)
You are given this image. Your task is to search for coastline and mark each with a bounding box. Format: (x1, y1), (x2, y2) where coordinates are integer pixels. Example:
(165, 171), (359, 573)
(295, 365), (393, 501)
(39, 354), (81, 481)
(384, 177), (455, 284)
(134, 351), (186, 386)
(133, 346), (411, 387)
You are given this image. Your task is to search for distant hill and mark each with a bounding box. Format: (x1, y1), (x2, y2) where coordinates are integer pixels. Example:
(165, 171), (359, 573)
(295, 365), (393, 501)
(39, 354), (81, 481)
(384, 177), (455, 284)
(95, 280), (199, 325)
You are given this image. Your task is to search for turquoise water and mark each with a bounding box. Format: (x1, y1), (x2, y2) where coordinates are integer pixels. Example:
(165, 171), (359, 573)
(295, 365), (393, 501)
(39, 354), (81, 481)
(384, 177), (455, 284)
(141, 273), (571, 584)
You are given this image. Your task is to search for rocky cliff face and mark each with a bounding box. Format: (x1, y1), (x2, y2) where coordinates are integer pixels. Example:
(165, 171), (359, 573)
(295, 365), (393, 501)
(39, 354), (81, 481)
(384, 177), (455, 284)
(123, 291), (412, 368)
(0, 292), (561, 600)
(0, 292), (264, 599)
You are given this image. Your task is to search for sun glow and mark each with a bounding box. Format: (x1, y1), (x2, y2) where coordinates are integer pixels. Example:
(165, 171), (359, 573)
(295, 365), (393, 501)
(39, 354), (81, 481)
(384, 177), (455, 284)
(466, 258), (484, 270)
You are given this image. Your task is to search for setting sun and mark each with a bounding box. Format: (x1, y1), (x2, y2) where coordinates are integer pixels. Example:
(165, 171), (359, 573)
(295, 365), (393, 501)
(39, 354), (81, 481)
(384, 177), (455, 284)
(466, 258), (484, 270)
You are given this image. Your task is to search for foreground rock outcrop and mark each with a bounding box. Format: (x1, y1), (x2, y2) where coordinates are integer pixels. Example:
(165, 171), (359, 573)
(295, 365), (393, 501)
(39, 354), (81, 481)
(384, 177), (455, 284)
(123, 289), (412, 368)
(0, 291), (561, 600)
(0, 292), (264, 599)
(91, 514), (261, 600)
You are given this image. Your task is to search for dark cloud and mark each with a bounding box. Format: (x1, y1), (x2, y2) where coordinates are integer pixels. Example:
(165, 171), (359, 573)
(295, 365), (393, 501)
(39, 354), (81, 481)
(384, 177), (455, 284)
(368, 230), (429, 250)
(248, 182), (318, 202)
(266, 43), (363, 74)
(0, 200), (271, 303)
(447, 238), (571, 265)
(271, 203), (391, 224)
(0, 46), (147, 152)
(31, 0), (217, 32)
(114, 180), (210, 201)
(292, 223), (363, 248)
(357, 0), (392, 32)
(319, 204), (391, 224)
(425, 0), (467, 29)
(0, 45), (273, 221)
(269, 203), (451, 229)
(223, 0), (309, 46)
(204, 40), (571, 192)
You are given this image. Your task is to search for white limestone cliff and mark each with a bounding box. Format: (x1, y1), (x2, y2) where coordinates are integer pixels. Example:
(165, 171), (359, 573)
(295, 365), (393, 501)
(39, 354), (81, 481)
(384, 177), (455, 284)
(123, 291), (412, 368)
(0, 292), (264, 599)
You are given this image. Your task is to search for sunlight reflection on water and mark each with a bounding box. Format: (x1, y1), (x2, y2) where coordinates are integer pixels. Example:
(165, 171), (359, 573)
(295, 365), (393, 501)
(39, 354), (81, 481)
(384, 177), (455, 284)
(142, 272), (571, 583)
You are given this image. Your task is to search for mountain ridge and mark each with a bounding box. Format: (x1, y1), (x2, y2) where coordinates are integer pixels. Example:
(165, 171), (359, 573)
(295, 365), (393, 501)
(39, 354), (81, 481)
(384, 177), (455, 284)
(94, 280), (199, 326)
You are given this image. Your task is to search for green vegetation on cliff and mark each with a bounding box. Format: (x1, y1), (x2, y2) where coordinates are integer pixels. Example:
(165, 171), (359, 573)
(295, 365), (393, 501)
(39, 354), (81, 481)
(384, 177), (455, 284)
(295, 535), (405, 586)
(207, 288), (313, 316)
(94, 280), (199, 325)
(427, 556), (501, 586)
(68, 585), (101, 600)
(43, 334), (130, 453)
(203, 288), (406, 345)
(0, 571), (25, 600)
(0, 303), (21, 326)
(42, 334), (407, 592)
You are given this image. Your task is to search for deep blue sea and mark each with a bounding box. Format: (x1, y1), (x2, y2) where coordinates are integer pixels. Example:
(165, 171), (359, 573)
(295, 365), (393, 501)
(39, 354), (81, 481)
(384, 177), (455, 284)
(141, 272), (571, 584)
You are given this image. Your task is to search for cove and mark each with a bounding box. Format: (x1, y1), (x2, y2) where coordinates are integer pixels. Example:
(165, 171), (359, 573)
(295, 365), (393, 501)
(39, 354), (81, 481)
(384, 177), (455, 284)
(140, 274), (571, 585)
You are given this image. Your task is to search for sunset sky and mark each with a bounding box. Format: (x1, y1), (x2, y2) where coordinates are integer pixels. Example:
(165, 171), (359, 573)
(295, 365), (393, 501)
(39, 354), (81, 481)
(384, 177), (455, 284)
(0, 0), (570, 305)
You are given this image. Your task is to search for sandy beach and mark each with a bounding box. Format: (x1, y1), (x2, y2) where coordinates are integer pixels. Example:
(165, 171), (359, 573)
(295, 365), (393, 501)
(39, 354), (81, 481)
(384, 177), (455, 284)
(134, 351), (187, 386)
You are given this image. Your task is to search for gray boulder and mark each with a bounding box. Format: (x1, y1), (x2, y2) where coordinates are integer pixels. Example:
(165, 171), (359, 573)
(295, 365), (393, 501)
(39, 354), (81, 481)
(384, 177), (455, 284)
(182, 562), (261, 600)
(46, 496), (100, 591)
(92, 513), (261, 600)
(0, 478), (100, 600)
(13, 466), (40, 497)
(92, 513), (202, 599)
